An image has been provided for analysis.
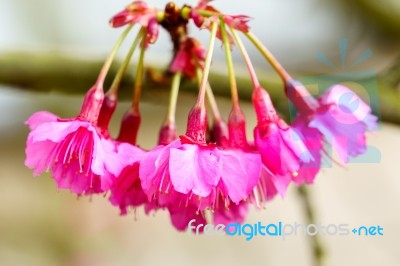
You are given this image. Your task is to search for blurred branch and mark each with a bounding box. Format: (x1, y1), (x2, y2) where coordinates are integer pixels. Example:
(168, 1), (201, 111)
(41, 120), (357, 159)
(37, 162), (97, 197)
(297, 186), (325, 266)
(339, 0), (400, 37)
(1, 52), (400, 124)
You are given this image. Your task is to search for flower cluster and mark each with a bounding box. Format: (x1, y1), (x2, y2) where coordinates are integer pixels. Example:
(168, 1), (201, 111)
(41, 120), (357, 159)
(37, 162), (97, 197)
(25, 1), (377, 231)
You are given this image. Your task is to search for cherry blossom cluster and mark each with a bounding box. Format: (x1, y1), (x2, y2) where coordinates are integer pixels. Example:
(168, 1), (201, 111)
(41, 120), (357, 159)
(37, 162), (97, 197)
(25, 0), (377, 231)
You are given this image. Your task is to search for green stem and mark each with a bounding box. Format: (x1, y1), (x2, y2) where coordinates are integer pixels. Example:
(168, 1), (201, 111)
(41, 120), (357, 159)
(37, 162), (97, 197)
(166, 71), (182, 122)
(108, 27), (145, 95)
(132, 33), (147, 112)
(196, 68), (222, 121)
(245, 31), (291, 82)
(197, 21), (218, 106)
(220, 19), (239, 106)
(96, 25), (133, 88)
(230, 28), (260, 89)
(196, 9), (220, 18)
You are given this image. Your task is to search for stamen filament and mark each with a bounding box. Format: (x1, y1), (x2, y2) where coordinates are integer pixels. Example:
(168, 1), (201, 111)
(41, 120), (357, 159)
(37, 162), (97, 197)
(197, 21), (218, 106)
(132, 32), (147, 112)
(108, 27), (146, 96)
(96, 25), (133, 88)
(220, 20), (239, 106)
(230, 28), (260, 89)
(245, 32), (291, 82)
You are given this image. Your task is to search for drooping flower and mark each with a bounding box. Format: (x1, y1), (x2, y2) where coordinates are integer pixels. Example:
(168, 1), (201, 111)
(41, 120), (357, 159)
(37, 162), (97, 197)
(110, 1), (159, 44)
(108, 142), (148, 215)
(140, 98), (261, 223)
(286, 80), (378, 163)
(252, 86), (314, 178)
(190, 1), (251, 33)
(25, 87), (123, 195)
(170, 37), (206, 79)
(239, 87), (314, 207)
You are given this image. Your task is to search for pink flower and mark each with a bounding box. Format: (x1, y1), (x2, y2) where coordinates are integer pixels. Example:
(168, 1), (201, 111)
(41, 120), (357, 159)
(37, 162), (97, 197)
(252, 87), (314, 177)
(286, 80), (377, 163)
(170, 37), (206, 79)
(108, 143), (148, 215)
(110, 1), (159, 44)
(190, 1), (252, 41)
(139, 104), (259, 215)
(247, 87), (314, 205)
(223, 15), (251, 32)
(139, 138), (221, 206)
(25, 87), (123, 195)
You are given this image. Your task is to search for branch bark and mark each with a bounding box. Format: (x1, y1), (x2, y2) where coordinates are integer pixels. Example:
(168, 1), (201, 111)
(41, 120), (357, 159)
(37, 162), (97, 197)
(0, 52), (399, 124)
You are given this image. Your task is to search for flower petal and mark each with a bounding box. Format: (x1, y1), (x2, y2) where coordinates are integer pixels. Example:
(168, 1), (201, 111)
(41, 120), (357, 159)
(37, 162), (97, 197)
(169, 144), (220, 197)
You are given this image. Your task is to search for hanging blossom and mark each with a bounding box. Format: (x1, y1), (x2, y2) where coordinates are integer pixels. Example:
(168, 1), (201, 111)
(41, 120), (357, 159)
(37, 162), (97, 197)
(110, 1), (159, 44)
(24, 0), (378, 232)
(190, 0), (251, 32)
(170, 37), (206, 79)
(285, 80), (377, 167)
(95, 91), (150, 214)
(248, 87), (312, 206)
(25, 87), (124, 195)
(188, 0), (251, 43)
(242, 31), (378, 185)
(139, 20), (262, 230)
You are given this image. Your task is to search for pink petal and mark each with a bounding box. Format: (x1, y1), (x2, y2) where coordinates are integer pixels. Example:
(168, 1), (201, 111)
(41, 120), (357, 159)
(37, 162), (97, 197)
(24, 139), (57, 176)
(310, 108), (368, 163)
(25, 111), (59, 130)
(219, 150), (261, 203)
(292, 118), (323, 185)
(169, 144), (220, 197)
(321, 85), (377, 130)
(254, 124), (300, 176)
(109, 163), (148, 215)
(168, 205), (207, 232)
(139, 140), (180, 191)
(30, 120), (87, 143)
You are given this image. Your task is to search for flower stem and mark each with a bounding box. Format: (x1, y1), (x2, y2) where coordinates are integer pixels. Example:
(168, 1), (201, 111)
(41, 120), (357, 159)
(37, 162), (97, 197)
(108, 27), (145, 96)
(96, 25), (133, 88)
(132, 32), (147, 112)
(220, 20), (239, 106)
(166, 71), (182, 122)
(197, 21), (218, 106)
(196, 67), (222, 122)
(245, 32), (291, 82)
(230, 28), (260, 89)
(196, 9), (220, 18)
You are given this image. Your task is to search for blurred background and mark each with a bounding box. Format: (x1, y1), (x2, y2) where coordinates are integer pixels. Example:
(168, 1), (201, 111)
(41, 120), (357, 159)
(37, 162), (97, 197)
(1, 0), (400, 266)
